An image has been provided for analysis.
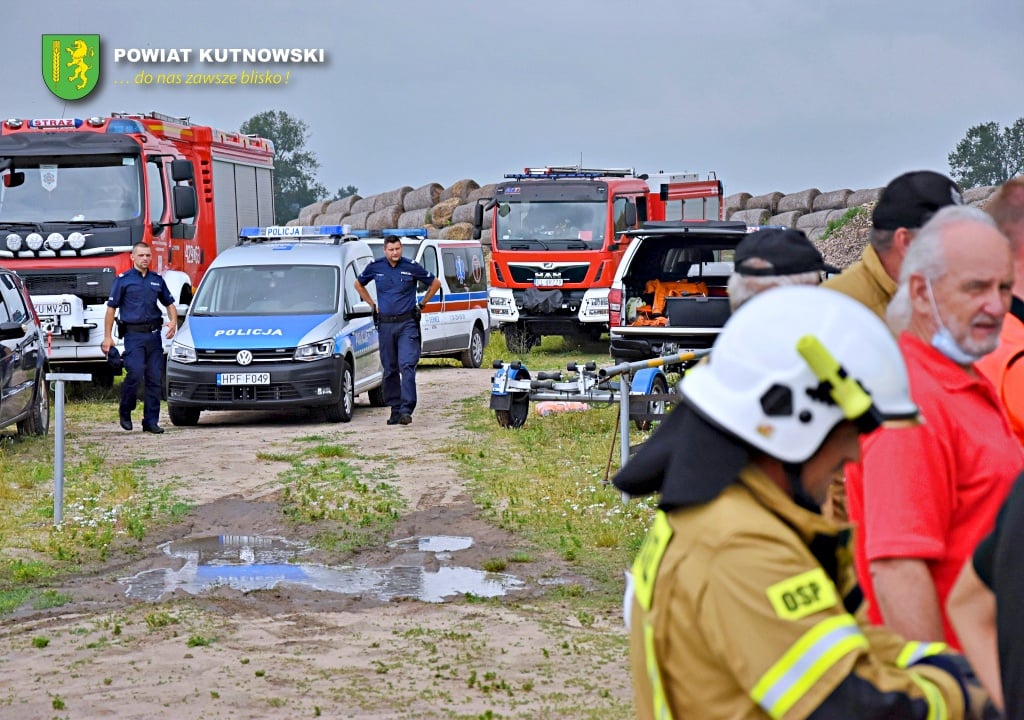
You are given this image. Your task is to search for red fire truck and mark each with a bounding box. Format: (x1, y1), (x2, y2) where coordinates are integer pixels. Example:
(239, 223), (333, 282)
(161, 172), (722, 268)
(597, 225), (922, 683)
(0, 112), (275, 385)
(474, 166), (722, 353)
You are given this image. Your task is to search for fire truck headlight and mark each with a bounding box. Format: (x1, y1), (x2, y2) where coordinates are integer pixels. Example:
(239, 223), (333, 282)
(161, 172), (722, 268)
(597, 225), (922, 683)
(25, 233), (44, 251)
(68, 232), (86, 250)
(5, 233), (21, 251)
(47, 233), (65, 250)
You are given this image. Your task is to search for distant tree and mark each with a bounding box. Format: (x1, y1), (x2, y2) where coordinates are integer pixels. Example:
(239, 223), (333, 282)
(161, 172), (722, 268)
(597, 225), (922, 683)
(948, 118), (1024, 189)
(241, 111), (327, 224)
(333, 185), (359, 201)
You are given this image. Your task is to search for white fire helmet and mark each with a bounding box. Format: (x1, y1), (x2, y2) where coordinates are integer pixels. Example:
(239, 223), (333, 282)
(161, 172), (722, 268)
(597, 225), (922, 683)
(681, 285), (919, 464)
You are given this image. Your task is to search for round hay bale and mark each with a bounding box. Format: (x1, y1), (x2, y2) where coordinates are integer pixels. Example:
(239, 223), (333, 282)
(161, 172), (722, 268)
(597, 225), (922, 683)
(398, 208), (430, 228)
(300, 200), (330, 218)
(847, 188), (882, 207)
(367, 205), (403, 230)
(730, 208), (770, 225)
(724, 192), (751, 219)
(404, 183), (443, 211)
(427, 226), (444, 239)
(285, 218), (302, 226)
(777, 189), (820, 214)
(377, 186), (412, 210)
(429, 197), (462, 227)
(440, 179), (480, 203)
(344, 211), (371, 230)
(351, 196), (377, 215)
(451, 202), (479, 225)
(769, 210), (805, 228)
(467, 183), (498, 203)
(806, 226), (828, 241)
(964, 185), (998, 205)
(325, 195), (361, 215)
(317, 212), (346, 226)
(745, 192), (784, 215)
(795, 209), (833, 231)
(812, 189), (852, 212)
(440, 222), (474, 240)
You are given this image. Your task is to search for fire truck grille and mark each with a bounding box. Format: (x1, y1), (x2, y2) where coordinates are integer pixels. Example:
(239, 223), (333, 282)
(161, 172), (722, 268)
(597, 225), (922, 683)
(18, 269), (115, 304)
(195, 348), (296, 363)
(508, 264), (590, 284)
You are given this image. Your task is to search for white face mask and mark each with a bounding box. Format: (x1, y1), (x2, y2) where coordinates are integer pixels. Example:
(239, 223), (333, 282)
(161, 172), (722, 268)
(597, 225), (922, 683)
(925, 278), (985, 365)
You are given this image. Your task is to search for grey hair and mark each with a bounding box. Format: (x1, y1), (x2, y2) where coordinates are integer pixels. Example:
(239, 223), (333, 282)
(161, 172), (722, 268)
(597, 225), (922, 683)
(886, 205), (998, 332)
(727, 270), (822, 311)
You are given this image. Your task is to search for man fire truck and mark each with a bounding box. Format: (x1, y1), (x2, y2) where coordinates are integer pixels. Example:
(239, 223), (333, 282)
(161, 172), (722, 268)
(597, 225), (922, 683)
(0, 112), (275, 385)
(474, 166), (722, 354)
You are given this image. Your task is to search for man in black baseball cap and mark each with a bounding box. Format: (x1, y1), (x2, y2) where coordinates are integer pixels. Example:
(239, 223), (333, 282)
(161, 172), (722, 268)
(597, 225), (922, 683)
(727, 227), (839, 310)
(824, 170), (962, 320)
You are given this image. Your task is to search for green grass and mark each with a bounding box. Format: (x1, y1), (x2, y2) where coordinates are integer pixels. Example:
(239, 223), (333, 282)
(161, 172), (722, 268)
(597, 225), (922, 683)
(822, 205), (868, 239)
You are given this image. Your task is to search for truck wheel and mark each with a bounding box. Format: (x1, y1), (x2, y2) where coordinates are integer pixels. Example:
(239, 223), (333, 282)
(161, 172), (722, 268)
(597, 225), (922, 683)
(503, 323), (537, 356)
(461, 325), (486, 368)
(633, 375), (669, 432)
(17, 377), (50, 436)
(324, 360), (355, 423)
(495, 392), (529, 429)
(367, 384), (387, 407)
(169, 405), (201, 427)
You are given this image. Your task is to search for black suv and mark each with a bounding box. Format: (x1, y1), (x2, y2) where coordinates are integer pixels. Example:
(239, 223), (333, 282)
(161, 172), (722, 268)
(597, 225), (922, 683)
(0, 268), (48, 435)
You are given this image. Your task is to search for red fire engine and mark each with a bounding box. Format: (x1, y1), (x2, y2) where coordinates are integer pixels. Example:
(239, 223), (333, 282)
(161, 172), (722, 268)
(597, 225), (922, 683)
(0, 112), (275, 385)
(473, 166), (722, 353)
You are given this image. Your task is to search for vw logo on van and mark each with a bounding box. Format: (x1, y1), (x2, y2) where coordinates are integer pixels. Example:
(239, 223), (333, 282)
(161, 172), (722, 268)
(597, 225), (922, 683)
(236, 350), (253, 366)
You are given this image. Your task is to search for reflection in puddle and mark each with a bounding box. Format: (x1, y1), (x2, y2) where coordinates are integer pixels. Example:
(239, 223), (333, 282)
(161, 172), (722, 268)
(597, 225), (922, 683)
(119, 534), (524, 603)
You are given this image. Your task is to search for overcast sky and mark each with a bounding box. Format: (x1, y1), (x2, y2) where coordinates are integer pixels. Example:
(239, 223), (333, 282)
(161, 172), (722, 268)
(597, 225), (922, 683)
(9, 1), (1024, 200)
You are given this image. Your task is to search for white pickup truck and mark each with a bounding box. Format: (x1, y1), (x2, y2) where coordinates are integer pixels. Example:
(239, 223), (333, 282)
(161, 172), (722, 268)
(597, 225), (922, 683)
(608, 221), (754, 367)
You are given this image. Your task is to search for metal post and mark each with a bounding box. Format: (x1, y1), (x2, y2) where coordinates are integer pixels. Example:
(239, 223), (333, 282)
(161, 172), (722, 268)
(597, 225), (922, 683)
(46, 373), (91, 526)
(619, 371), (631, 503)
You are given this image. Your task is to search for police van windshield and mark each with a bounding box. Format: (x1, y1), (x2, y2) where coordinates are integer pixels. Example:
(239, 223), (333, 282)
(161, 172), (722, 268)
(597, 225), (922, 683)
(0, 154), (143, 223)
(191, 264), (339, 316)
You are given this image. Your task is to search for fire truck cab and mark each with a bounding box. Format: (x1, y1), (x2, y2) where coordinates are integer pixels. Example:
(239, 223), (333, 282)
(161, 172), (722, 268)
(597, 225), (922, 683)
(0, 112), (275, 385)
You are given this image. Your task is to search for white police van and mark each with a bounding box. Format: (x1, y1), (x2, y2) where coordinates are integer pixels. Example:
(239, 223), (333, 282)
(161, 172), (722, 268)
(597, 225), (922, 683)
(165, 225), (384, 426)
(362, 230), (490, 367)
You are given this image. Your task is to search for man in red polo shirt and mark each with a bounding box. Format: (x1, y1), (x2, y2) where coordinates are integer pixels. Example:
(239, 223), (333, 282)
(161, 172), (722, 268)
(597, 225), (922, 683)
(846, 204), (1023, 649)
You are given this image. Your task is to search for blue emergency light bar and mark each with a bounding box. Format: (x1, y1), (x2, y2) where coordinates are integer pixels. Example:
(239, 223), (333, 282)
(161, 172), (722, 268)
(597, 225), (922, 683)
(106, 118), (147, 134)
(239, 225), (349, 238)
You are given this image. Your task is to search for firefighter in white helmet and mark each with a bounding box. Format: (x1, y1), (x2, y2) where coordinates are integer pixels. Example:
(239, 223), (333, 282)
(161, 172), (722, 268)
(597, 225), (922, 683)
(614, 285), (995, 720)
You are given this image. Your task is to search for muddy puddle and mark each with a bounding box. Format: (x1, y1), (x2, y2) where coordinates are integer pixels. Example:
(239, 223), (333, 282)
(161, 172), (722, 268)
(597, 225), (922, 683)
(119, 534), (524, 603)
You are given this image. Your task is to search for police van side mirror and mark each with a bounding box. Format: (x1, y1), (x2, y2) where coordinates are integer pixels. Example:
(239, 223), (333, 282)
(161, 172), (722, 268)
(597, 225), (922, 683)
(346, 300), (374, 320)
(0, 321), (26, 340)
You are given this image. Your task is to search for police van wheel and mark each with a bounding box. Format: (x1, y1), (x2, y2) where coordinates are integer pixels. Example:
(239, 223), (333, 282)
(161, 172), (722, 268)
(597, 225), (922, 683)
(325, 360), (355, 423)
(461, 325), (486, 368)
(169, 405), (201, 427)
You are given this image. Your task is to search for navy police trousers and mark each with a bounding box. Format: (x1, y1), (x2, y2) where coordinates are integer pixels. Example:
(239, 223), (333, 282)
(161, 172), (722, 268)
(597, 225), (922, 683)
(121, 330), (164, 427)
(378, 318), (421, 416)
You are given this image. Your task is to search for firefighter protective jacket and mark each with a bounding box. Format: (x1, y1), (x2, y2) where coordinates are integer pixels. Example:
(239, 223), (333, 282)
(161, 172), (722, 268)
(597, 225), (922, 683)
(628, 463), (970, 720)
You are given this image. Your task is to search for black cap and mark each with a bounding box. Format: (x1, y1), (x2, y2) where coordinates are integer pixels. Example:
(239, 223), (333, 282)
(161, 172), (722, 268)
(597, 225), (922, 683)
(734, 227), (840, 276)
(871, 171), (963, 230)
(106, 346), (124, 372)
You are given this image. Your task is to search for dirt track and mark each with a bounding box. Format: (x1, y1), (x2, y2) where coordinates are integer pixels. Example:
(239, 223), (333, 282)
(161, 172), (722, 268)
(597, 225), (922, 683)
(0, 365), (633, 719)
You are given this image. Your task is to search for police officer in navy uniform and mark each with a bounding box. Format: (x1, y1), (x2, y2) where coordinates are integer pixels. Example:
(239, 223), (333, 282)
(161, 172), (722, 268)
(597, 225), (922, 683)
(101, 242), (178, 433)
(355, 236), (441, 426)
